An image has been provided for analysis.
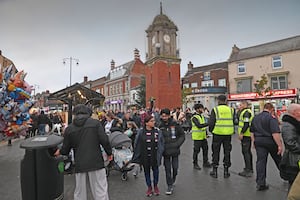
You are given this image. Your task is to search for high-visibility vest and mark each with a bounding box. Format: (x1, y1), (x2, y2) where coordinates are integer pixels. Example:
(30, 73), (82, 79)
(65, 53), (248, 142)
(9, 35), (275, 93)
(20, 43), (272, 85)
(212, 105), (234, 135)
(238, 108), (253, 137)
(191, 114), (207, 140)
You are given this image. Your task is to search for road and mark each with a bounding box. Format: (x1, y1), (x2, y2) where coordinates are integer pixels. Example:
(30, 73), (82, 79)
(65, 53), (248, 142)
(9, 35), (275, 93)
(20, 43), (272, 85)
(0, 133), (289, 200)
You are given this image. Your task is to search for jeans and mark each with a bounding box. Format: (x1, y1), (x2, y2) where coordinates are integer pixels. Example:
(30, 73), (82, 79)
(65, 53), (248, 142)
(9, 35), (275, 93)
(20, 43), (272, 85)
(38, 124), (46, 135)
(164, 155), (179, 186)
(144, 165), (159, 187)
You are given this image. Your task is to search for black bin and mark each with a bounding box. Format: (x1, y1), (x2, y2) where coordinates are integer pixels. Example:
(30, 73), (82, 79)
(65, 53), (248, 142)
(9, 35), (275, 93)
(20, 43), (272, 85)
(20, 134), (64, 200)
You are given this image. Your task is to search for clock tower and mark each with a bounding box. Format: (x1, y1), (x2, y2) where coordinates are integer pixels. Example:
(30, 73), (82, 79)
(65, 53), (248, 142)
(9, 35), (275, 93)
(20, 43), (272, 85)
(145, 3), (181, 109)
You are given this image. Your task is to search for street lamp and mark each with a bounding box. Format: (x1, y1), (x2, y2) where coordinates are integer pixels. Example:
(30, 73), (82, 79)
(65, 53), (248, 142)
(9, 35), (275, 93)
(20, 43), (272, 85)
(63, 57), (79, 86)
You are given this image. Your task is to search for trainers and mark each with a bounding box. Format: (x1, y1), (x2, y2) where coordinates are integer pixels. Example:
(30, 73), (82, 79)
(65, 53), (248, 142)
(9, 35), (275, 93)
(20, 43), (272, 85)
(203, 162), (212, 168)
(165, 185), (173, 195)
(146, 186), (153, 196)
(238, 170), (253, 177)
(193, 163), (201, 170)
(154, 185), (160, 196)
(256, 185), (269, 191)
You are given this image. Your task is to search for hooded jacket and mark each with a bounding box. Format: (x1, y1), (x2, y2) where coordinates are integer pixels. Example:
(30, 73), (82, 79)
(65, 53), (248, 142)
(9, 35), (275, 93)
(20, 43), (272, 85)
(159, 118), (185, 156)
(60, 105), (112, 173)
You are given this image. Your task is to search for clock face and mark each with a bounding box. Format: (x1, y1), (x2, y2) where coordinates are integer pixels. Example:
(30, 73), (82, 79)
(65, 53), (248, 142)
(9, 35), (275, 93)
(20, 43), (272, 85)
(152, 36), (156, 45)
(164, 34), (170, 43)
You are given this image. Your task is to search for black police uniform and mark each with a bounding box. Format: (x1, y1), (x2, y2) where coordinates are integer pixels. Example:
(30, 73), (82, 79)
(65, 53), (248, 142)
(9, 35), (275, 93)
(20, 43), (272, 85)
(250, 111), (282, 188)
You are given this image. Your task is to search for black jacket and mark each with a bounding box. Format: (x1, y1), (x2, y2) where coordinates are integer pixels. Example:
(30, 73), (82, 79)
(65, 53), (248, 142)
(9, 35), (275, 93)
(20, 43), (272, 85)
(159, 118), (185, 156)
(37, 113), (51, 125)
(60, 114), (112, 173)
(281, 114), (300, 168)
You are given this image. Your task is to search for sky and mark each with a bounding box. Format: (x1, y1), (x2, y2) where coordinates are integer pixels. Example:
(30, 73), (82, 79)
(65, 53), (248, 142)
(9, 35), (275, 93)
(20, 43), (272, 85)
(1, 0), (300, 93)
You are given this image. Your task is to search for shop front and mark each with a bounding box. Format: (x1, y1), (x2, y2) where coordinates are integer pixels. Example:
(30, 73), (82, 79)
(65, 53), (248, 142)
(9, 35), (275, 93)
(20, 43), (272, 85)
(228, 88), (298, 118)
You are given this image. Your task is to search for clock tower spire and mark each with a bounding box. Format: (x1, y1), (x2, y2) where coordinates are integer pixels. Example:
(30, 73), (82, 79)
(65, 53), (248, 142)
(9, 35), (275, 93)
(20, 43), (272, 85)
(145, 4), (182, 109)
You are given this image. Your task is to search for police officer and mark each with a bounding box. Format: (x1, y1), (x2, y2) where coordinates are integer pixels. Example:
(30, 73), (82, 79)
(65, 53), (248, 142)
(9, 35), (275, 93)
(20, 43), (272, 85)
(191, 103), (211, 170)
(208, 95), (235, 178)
(237, 101), (254, 177)
(250, 102), (283, 191)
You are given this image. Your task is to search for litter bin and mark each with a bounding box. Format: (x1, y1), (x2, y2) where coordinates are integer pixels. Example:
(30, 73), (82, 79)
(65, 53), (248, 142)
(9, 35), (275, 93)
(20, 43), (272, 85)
(20, 134), (64, 200)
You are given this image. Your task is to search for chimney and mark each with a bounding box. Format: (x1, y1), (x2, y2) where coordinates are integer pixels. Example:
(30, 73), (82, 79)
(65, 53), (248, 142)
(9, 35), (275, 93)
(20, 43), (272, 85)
(110, 59), (115, 70)
(84, 76), (88, 83)
(232, 44), (240, 53)
(134, 48), (140, 60)
(187, 61), (193, 71)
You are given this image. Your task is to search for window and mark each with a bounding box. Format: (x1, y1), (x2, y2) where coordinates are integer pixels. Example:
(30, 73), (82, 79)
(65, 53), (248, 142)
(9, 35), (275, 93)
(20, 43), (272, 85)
(116, 84), (119, 94)
(109, 86), (112, 95)
(237, 63), (246, 74)
(272, 56), (282, 69)
(218, 78), (226, 87)
(183, 83), (189, 88)
(191, 82), (198, 88)
(271, 75), (287, 89)
(203, 71), (210, 80)
(236, 78), (252, 93)
(124, 82), (127, 92)
(201, 80), (214, 87)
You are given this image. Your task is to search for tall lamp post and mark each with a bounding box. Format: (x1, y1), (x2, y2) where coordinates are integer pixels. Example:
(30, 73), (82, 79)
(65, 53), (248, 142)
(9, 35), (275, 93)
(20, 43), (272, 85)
(63, 57), (79, 86)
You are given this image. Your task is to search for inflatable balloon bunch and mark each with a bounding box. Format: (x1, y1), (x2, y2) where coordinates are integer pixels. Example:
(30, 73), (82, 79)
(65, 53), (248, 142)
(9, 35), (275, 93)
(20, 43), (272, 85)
(0, 65), (34, 137)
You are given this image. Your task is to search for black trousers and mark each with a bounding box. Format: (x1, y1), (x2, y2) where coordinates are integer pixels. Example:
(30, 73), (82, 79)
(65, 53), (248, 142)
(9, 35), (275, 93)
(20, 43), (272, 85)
(255, 139), (282, 186)
(241, 136), (253, 171)
(163, 155), (179, 186)
(193, 139), (209, 164)
(211, 134), (232, 168)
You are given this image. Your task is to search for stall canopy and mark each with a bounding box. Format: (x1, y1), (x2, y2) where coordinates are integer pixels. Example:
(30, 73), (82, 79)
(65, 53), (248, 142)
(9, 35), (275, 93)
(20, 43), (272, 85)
(48, 83), (105, 106)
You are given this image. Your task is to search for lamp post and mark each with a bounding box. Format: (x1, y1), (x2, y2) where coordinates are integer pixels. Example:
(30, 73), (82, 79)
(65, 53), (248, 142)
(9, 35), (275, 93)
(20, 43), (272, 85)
(63, 57), (79, 86)
(67, 93), (73, 124)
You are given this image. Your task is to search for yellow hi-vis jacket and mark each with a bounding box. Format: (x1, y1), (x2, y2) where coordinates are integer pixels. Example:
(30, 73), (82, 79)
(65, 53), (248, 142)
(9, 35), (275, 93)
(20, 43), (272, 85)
(191, 114), (207, 140)
(212, 105), (234, 135)
(238, 108), (253, 137)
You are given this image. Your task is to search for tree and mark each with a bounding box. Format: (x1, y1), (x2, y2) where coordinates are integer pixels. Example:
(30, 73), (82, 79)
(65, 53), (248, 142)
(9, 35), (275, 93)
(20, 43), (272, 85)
(254, 74), (270, 96)
(254, 74), (271, 111)
(135, 76), (146, 108)
(182, 86), (192, 109)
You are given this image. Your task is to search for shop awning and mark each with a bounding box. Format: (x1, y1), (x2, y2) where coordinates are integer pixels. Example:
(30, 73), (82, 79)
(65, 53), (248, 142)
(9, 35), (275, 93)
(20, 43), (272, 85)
(48, 83), (105, 106)
(228, 88), (297, 101)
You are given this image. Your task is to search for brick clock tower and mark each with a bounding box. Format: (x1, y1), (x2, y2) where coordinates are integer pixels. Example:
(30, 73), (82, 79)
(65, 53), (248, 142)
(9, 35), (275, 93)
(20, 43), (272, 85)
(145, 3), (181, 110)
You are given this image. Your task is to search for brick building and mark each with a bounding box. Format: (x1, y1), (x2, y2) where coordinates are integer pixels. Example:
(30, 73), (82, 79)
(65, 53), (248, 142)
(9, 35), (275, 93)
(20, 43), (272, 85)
(145, 4), (181, 109)
(181, 61), (228, 111)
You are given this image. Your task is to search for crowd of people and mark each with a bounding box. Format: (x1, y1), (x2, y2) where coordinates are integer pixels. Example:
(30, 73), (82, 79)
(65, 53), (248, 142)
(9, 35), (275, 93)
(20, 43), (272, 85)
(23, 95), (300, 199)
(26, 110), (64, 137)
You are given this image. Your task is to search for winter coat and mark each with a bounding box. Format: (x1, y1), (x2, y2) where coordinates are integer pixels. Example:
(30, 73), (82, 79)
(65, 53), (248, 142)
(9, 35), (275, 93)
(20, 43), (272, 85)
(60, 114), (112, 173)
(280, 114), (300, 182)
(158, 118), (185, 156)
(132, 127), (164, 167)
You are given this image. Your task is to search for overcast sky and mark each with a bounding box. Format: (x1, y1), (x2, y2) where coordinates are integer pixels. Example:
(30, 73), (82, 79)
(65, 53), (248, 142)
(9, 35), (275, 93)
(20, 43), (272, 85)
(1, 0), (299, 93)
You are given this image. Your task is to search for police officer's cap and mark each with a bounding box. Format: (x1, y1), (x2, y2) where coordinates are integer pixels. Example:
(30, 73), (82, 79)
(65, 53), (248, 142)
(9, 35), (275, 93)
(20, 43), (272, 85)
(194, 104), (204, 110)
